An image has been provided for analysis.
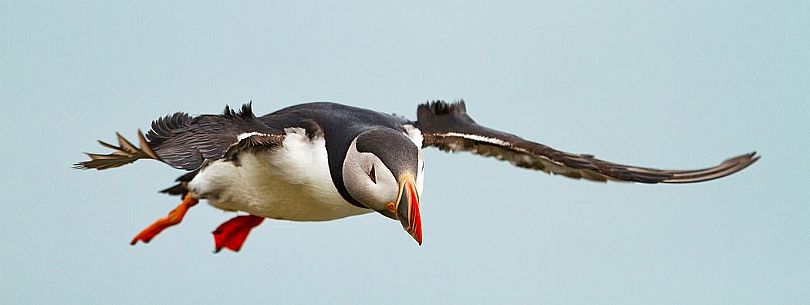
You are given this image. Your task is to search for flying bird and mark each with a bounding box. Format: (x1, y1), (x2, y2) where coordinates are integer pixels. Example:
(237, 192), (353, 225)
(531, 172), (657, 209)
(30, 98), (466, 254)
(76, 101), (758, 252)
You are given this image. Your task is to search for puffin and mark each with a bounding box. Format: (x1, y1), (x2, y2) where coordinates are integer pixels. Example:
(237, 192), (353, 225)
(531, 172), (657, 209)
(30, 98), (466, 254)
(76, 101), (759, 252)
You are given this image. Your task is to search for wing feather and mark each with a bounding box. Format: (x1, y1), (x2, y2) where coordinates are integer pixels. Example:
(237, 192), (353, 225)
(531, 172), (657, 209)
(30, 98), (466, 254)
(415, 100), (758, 184)
(76, 103), (284, 171)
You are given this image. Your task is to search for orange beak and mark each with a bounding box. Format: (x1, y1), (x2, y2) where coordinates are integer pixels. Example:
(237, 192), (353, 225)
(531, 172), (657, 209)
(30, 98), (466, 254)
(389, 175), (422, 245)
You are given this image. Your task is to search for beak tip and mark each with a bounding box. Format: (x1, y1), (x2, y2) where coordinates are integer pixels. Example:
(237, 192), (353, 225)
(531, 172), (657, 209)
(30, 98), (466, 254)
(410, 219), (422, 246)
(397, 175), (423, 246)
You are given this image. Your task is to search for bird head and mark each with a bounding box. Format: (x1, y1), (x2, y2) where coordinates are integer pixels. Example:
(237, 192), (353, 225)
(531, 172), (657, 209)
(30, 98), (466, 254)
(342, 128), (424, 244)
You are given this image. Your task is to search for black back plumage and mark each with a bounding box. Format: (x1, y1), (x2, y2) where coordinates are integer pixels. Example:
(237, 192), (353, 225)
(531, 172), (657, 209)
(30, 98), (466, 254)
(259, 102), (414, 207)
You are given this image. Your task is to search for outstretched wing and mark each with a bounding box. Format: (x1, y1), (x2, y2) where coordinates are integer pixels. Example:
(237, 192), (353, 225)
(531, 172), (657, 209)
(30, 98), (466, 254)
(76, 103), (284, 171)
(415, 100), (758, 183)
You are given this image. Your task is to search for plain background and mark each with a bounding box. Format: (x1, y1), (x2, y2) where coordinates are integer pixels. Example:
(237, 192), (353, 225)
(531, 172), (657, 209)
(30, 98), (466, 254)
(1, 1), (807, 304)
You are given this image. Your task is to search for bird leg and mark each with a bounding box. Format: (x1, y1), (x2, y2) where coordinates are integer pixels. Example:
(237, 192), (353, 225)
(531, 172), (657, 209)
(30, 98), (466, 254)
(212, 215), (265, 253)
(130, 194), (199, 245)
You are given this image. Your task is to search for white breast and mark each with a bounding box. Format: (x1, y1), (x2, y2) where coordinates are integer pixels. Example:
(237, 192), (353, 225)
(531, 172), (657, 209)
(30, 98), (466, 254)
(187, 128), (371, 221)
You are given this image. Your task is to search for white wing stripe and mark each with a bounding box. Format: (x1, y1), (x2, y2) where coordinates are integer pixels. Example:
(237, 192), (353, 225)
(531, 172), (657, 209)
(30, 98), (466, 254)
(443, 132), (510, 146)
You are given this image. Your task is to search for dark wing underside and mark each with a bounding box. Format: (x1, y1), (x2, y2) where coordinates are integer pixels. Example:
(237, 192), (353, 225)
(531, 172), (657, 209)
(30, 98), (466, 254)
(76, 103), (284, 171)
(415, 100), (758, 183)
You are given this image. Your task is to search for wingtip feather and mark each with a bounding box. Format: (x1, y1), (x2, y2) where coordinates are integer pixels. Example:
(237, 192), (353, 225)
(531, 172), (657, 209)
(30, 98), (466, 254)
(662, 151), (760, 183)
(74, 131), (162, 170)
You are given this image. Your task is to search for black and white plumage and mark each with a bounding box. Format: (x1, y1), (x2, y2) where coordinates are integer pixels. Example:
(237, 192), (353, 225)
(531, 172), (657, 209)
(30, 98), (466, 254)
(76, 100), (758, 251)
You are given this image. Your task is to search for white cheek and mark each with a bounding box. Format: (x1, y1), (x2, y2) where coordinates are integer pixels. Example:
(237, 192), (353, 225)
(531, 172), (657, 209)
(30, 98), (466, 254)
(374, 162), (398, 204)
(342, 142), (399, 210)
(355, 164), (398, 210)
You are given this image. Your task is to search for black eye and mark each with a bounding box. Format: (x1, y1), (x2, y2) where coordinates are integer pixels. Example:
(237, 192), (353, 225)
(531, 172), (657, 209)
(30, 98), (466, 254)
(368, 164), (377, 184)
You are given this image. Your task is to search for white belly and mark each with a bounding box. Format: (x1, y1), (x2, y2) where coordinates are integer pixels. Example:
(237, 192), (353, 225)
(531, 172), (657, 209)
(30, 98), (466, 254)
(187, 129), (371, 221)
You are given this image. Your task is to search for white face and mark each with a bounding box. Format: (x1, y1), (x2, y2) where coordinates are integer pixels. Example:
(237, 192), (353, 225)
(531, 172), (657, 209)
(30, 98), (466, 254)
(342, 138), (424, 211)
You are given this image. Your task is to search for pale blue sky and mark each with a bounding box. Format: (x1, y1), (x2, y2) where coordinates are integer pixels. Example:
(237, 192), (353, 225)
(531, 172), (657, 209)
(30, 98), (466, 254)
(1, 1), (808, 304)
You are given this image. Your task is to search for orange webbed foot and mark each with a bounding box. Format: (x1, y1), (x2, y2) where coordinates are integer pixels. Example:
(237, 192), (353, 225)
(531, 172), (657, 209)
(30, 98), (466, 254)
(212, 215), (265, 253)
(130, 194), (199, 245)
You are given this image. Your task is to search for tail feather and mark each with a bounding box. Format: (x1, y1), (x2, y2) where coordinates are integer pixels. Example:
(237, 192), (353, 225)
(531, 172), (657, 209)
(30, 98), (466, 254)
(74, 129), (162, 170)
(159, 169), (199, 196)
(160, 183), (188, 196)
